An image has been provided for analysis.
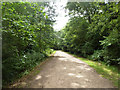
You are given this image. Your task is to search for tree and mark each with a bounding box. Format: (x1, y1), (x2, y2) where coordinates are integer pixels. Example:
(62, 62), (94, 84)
(2, 2), (56, 85)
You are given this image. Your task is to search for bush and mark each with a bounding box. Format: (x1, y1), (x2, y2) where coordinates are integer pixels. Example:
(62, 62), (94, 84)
(2, 51), (48, 86)
(90, 50), (103, 61)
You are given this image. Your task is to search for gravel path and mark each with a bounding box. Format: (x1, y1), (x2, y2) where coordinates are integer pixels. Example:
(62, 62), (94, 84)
(16, 51), (114, 88)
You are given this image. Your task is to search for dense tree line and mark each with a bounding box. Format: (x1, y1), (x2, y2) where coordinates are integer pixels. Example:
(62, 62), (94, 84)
(2, 2), (56, 86)
(57, 2), (120, 65)
(2, 1), (120, 87)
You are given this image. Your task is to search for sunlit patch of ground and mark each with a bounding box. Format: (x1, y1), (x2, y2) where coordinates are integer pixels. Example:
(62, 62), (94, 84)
(10, 51), (115, 88)
(67, 52), (119, 88)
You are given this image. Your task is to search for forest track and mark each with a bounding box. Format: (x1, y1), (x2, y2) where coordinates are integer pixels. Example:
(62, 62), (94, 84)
(12, 51), (114, 88)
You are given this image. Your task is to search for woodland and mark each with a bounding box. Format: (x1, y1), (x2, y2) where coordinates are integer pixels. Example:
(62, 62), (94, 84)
(2, 2), (120, 86)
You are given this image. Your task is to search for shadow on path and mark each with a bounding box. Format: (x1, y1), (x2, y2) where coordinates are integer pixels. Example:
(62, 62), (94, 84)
(11, 51), (115, 88)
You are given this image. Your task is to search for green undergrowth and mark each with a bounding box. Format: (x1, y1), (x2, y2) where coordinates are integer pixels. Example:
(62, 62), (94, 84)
(67, 52), (120, 88)
(51, 50), (56, 55)
(3, 49), (55, 88)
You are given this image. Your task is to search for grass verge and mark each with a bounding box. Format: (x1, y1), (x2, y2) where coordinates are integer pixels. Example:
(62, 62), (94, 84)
(67, 52), (120, 88)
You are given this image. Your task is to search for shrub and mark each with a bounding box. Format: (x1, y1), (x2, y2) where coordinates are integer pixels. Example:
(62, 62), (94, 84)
(2, 51), (48, 86)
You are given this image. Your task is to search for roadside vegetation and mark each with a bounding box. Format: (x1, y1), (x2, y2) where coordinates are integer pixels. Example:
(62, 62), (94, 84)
(67, 52), (119, 87)
(55, 2), (120, 87)
(2, 2), (120, 88)
(57, 2), (120, 66)
(2, 2), (57, 86)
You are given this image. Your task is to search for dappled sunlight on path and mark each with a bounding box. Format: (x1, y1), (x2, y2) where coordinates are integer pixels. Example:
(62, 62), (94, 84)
(17, 51), (114, 88)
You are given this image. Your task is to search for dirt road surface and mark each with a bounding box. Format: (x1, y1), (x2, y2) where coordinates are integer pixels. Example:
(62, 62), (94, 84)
(15, 51), (114, 88)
